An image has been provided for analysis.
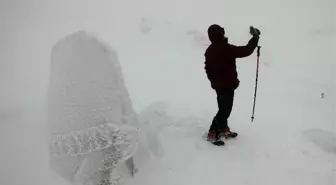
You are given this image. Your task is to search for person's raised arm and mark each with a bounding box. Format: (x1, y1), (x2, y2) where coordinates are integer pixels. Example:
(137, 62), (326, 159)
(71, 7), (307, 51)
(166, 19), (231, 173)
(230, 26), (260, 58)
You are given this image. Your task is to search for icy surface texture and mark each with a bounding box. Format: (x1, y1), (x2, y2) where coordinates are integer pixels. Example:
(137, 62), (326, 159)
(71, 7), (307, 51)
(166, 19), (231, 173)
(47, 31), (139, 185)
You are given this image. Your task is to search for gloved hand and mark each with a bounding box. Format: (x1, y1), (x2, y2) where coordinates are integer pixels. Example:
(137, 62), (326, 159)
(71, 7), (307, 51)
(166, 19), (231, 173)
(250, 26), (261, 37)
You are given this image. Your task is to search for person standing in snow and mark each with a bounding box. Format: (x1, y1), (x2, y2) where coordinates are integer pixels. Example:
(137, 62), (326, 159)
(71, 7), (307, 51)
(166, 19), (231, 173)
(204, 24), (260, 144)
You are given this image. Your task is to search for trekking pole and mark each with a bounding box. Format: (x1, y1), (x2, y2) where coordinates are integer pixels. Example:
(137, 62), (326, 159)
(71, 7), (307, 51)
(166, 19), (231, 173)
(251, 46), (261, 122)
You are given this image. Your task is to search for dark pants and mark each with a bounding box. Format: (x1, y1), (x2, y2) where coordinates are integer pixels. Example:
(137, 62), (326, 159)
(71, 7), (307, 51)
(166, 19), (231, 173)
(209, 90), (235, 135)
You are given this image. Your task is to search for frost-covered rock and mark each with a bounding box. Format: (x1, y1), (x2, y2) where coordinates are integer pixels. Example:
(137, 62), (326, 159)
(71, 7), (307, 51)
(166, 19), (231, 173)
(47, 31), (140, 185)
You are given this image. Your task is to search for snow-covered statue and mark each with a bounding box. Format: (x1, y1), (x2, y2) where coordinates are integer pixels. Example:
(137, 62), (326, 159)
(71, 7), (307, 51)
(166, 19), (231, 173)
(47, 31), (139, 185)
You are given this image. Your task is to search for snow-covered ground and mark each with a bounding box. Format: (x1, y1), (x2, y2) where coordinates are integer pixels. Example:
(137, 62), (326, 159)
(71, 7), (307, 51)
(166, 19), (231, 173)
(0, 0), (335, 185)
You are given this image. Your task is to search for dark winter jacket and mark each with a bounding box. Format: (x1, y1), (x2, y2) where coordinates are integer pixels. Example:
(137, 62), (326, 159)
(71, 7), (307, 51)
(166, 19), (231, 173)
(204, 36), (259, 91)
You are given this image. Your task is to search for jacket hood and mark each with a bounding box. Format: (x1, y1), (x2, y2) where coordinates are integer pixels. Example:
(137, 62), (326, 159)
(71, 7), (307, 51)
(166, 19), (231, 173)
(208, 24), (225, 44)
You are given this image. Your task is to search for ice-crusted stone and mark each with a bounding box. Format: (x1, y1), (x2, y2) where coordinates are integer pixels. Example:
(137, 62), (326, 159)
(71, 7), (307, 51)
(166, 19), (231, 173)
(47, 30), (139, 185)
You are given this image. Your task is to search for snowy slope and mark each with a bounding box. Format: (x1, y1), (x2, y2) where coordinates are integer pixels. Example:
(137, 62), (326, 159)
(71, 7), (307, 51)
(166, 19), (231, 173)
(0, 0), (335, 185)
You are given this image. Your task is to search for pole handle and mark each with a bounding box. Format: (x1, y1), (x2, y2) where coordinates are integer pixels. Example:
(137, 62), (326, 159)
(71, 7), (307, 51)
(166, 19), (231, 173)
(257, 46), (261, 56)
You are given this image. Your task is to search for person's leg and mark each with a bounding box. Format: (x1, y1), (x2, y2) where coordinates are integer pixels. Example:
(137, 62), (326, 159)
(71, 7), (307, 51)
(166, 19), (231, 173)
(218, 90), (238, 138)
(220, 90), (234, 132)
(209, 90), (235, 135)
(208, 91), (232, 136)
(208, 91), (222, 138)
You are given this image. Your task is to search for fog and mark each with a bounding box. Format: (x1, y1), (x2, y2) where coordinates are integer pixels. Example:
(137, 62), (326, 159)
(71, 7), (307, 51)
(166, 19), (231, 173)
(0, 0), (335, 184)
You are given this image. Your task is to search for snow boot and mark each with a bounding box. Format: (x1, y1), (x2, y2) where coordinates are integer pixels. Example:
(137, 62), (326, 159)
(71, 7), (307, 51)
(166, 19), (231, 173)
(207, 131), (225, 146)
(220, 127), (238, 139)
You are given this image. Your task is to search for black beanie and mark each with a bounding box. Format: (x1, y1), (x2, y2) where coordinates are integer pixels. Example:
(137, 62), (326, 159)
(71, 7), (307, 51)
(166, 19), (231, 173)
(207, 24), (225, 43)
